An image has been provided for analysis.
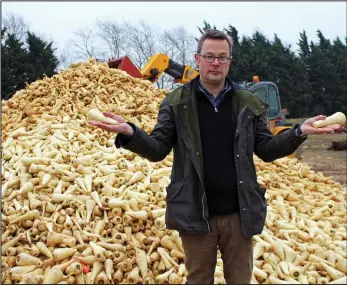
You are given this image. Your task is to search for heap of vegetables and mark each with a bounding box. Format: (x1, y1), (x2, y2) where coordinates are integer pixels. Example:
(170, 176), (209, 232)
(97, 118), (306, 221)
(1, 59), (346, 284)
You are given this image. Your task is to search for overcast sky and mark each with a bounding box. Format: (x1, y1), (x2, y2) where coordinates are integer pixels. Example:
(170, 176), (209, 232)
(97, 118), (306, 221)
(2, 1), (346, 57)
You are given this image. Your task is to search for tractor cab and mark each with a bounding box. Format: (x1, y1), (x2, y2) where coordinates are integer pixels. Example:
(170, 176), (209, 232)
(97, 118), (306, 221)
(248, 80), (281, 119)
(237, 76), (280, 118)
(247, 76), (292, 126)
(245, 76), (294, 134)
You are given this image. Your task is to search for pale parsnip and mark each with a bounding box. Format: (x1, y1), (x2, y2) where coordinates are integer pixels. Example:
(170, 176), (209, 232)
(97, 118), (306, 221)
(312, 112), (346, 128)
(87, 109), (119, 125)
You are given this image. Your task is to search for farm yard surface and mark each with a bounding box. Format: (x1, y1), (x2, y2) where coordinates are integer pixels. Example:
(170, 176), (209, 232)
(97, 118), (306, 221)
(299, 133), (346, 186)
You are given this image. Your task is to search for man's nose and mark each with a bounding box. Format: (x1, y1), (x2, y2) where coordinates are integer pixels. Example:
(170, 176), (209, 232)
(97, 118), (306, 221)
(211, 58), (220, 66)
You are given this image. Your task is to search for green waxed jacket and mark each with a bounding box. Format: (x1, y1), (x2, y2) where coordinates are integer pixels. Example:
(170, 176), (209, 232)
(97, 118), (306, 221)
(115, 77), (306, 237)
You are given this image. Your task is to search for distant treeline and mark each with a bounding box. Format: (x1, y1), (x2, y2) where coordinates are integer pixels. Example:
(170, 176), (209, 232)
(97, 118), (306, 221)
(199, 21), (347, 118)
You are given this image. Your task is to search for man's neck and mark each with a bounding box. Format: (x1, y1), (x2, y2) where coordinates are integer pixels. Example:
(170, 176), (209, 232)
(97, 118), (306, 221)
(199, 78), (226, 98)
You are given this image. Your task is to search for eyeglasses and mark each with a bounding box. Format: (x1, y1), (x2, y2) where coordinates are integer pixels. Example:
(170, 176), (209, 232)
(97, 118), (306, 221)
(198, 54), (232, 64)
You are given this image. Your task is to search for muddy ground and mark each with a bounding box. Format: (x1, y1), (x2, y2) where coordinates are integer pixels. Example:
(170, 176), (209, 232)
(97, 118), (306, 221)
(298, 133), (346, 186)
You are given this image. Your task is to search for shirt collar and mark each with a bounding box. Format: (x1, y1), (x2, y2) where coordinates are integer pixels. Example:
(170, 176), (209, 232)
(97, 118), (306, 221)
(197, 77), (233, 102)
(198, 79), (230, 94)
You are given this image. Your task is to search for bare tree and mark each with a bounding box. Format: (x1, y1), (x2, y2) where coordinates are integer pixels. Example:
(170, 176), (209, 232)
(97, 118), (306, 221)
(156, 26), (197, 89)
(57, 48), (77, 71)
(70, 28), (107, 61)
(96, 19), (127, 59)
(121, 20), (177, 89)
(161, 26), (196, 67)
(122, 20), (160, 69)
(2, 12), (29, 42)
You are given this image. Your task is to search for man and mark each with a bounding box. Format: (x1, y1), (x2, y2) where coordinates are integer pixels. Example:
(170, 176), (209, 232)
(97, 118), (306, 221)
(89, 29), (343, 284)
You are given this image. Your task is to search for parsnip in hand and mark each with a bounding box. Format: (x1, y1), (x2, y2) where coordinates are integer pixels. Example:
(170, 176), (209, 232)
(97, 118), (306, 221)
(87, 109), (119, 125)
(312, 112), (346, 128)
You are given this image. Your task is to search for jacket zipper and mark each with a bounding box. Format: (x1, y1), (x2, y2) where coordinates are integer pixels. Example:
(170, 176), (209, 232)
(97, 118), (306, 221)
(204, 103), (220, 230)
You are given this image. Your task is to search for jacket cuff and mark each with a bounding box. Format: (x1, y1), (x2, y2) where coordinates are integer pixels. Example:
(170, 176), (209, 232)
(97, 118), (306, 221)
(294, 124), (308, 138)
(290, 124), (308, 147)
(114, 122), (137, 148)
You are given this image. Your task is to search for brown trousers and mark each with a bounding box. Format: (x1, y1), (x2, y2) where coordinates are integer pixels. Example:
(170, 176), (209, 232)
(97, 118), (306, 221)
(180, 213), (253, 284)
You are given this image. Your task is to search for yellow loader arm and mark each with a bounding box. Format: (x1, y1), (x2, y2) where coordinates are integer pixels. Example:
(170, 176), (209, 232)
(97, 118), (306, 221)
(141, 53), (199, 84)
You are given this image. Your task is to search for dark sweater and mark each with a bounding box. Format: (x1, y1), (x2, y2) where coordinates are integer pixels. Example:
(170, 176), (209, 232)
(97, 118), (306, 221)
(196, 89), (240, 216)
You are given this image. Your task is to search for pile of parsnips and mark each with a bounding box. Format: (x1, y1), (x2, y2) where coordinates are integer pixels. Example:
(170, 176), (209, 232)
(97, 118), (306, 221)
(252, 157), (346, 284)
(1, 59), (346, 284)
(1, 58), (166, 142)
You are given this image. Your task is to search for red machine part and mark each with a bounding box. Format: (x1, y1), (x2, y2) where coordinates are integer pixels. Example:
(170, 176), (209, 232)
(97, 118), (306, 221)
(108, 56), (144, 79)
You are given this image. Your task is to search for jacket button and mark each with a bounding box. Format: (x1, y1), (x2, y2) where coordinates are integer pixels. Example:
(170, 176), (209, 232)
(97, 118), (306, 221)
(183, 105), (187, 108)
(196, 152), (199, 156)
(236, 129), (239, 132)
(242, 208), (246, 211)
(236, 154), (240, 158)
(248, 116), (251, 119)
(239, 181), (243, 184)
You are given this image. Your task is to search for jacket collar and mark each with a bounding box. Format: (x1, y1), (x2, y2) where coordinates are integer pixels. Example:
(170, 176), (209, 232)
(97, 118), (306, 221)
(174, 76), (267, 115)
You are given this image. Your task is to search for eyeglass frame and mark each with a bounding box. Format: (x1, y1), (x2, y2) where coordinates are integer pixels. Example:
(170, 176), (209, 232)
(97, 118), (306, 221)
(198, 53), (232, 64)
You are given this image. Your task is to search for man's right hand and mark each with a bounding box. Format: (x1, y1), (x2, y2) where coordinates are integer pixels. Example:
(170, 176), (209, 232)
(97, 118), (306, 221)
(88, 112), (134, 136)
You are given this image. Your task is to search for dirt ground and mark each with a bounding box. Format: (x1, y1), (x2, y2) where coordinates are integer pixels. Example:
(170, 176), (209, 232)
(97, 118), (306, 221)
(298, 133), (346, 186)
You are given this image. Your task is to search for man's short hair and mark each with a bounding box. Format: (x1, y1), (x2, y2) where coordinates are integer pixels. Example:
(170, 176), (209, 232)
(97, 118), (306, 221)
(197, 29), (234, 56)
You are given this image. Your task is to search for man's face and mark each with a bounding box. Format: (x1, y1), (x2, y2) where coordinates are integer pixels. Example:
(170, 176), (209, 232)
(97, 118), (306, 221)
(195, 39), (232, 85)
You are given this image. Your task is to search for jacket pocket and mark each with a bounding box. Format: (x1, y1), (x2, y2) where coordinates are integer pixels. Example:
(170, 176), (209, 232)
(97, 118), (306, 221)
(166, 180), (185, 202)
(242, 125), (254, 170)
(249, 185), (267, 217)
(249, 185), (267, 235)
(165, 181), (203, 232)
(256, 184), (266, 200)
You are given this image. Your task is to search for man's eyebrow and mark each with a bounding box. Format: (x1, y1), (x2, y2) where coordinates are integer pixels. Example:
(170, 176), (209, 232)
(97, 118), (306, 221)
(204, 52), (228, 56)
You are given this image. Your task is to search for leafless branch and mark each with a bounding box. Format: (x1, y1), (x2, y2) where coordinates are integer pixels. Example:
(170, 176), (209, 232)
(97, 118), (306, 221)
(122, 20), (160, 69)
(57, 48), (78, 71)
(2, 12), (29, 42)
(96, 19), (127, 59)
(160, 26), (196, 67)
(70, 28), (107, 61)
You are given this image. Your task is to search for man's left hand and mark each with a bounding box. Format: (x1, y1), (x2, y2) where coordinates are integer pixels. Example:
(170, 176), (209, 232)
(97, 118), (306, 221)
(301, 115), (345, 135)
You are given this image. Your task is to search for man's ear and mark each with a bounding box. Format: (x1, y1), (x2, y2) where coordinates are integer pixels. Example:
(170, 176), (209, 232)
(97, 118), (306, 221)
(228, 57), (232, 67)
(194, 53), (200, 67)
